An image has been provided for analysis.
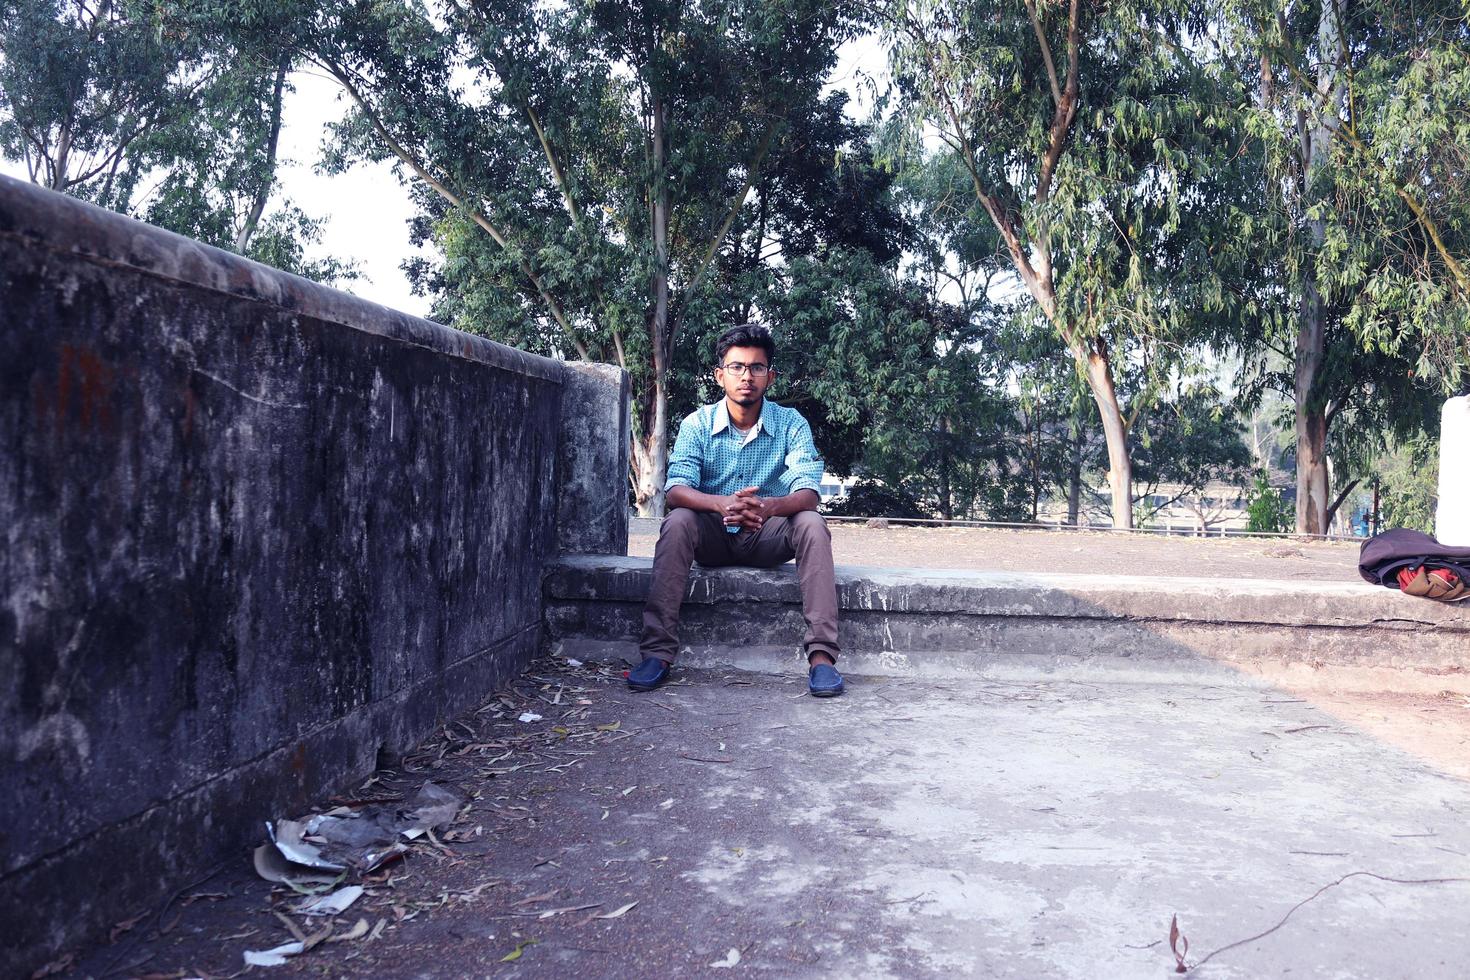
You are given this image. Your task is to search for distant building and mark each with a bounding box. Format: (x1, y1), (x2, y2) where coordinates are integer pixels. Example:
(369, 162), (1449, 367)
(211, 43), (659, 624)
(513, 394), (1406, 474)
(817, 472), (858, 504)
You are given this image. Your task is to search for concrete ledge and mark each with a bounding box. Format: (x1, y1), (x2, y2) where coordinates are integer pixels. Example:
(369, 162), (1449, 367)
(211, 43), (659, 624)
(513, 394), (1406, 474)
(545, 555), (1470, 692)
(0, 175), (559, 382)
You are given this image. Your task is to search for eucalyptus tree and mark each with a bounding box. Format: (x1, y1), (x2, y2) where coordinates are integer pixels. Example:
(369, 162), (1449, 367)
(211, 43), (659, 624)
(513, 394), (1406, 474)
(884, 0), (1256, 529)
(0, 0), (204, 198)
(0, 0), (344, 277)
(884, 147), (1084, 522)
(135, 48), (293, 255)
(1226, 0), (1470, 533)
(299, 0), (862, 514)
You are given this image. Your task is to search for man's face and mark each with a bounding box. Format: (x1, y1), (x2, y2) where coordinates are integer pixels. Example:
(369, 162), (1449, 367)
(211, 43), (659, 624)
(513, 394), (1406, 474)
(715, 344), (773, 408)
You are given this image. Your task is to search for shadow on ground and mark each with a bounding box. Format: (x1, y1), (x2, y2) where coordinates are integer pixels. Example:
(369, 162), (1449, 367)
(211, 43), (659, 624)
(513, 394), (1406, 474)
(60, 655), (1470, 979)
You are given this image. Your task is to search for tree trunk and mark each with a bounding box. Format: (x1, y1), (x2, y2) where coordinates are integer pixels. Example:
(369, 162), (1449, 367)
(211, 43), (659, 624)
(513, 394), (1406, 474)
(1066, 430), (1082, 525)
(51, 124), (72, 191)
(1324, 475), (1360, 532)
(635, 92), (672, 518)
(235, 60), (289, 254)
(632, 412), (667, 518)
(1294, 0), (1346, 535)
(1029, 413), (1042, 522)
(1294, 301), (1330, 534)
(1083, 347), (1132, 529)
(937, 415), (952, 521)
(1003, 228), (1133, 530)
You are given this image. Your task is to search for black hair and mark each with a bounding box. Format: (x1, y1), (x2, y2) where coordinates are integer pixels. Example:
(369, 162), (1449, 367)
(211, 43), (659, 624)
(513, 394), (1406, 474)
(715, 323), (775, 367)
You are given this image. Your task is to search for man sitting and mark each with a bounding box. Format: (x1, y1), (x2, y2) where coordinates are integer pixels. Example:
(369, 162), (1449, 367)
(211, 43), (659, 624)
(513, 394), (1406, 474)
(628, 323), (844, 697)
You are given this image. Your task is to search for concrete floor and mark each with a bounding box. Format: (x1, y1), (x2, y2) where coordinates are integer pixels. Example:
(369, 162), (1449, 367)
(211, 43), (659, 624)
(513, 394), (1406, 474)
(73, 658), (1470, 979)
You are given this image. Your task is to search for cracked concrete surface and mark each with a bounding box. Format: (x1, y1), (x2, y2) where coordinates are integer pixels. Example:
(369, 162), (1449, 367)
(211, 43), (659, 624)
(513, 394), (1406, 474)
(64, 657), (1470, 979)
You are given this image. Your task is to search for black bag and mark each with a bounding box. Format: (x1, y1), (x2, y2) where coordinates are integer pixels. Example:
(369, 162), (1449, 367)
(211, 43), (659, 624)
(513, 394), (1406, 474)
(1358, 528), (1470, 601)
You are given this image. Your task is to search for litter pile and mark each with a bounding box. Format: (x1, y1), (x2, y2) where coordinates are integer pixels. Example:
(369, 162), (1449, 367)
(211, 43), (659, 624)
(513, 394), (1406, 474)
(61, 659), (689, 976)
(244, 782), (463, 966)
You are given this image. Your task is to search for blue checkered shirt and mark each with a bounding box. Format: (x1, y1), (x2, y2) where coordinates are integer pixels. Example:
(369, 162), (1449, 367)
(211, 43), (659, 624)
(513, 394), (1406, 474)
(664, 400), (824, 499)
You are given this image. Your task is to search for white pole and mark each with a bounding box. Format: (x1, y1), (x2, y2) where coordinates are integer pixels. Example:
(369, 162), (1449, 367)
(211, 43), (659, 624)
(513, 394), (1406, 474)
(1436, 395), (1470, 545)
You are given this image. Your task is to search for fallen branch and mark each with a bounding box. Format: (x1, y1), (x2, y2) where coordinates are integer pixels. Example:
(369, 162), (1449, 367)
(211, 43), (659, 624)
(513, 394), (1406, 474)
(1187, 871), (1470, 972)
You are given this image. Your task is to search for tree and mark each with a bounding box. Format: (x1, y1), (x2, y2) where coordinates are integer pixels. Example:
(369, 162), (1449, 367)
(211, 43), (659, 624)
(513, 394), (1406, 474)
(0, 0), (353, 281)
(1129, 382), (1253, 531)
(1242, 388), (1291, 477)
(1227, 0), (1470, 533)
(993, 307), (1101, 524)
(885, 0), (1253, 529)
(823, 478), (928, 519)
(301, 0), (862, 514)
(1373, 434), (1439, 534)
(0, 0), (207, 197)
(785, 262), (1015, 520)
(1245, 470), (1292, 533)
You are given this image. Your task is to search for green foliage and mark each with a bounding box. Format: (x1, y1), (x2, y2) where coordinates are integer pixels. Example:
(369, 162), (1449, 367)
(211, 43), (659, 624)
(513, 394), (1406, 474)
(6, 0), (1466, 521)
(994, 311), (1099, 523)
(0, 0), (355, 283)
(1375, 436), (1440, 533)
(1324, 6), (1470, 389)
(1220, 0), (1470, 530)
(883, 0), (1265, 527)
(241, 204), (361, 285)
(822, 479), (928, 520)
(0, 0), (194, 197)
(309, 0), (873, 507)
(1131, 383), (1253, 516)
(1245, 471), (1293, 534)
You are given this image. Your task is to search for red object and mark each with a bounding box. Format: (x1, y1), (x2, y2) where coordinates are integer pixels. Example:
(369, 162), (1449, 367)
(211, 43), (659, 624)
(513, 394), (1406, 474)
(1399, 567), (1460, 588)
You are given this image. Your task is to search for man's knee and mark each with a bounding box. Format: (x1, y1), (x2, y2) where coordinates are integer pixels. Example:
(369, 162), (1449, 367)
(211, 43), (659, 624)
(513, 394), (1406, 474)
(660, 506), (702, 543)
(789, 510), (830, 543)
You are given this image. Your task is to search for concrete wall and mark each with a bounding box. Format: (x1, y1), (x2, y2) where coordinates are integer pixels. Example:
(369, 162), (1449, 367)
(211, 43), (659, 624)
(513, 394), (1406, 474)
(0, 175), (626, 972)
(546, 555), (1470, 693)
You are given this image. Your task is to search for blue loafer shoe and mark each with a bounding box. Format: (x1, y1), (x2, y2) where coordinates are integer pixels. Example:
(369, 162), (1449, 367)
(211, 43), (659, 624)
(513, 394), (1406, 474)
(627, 657), (671, 692)
(808, 663), (844, 697)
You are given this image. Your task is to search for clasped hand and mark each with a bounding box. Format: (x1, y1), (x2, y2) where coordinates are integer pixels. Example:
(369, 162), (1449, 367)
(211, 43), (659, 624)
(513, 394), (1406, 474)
(721, 486), (771, 532)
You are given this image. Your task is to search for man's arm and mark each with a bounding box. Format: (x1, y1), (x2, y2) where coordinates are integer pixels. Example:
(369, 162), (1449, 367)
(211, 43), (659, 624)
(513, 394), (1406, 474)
(664, 413), (754, 527)
(765, 488), (820, 515)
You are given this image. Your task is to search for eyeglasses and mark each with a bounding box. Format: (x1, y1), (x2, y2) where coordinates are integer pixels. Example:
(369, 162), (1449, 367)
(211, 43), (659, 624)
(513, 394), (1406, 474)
(719, 362), (770, 377)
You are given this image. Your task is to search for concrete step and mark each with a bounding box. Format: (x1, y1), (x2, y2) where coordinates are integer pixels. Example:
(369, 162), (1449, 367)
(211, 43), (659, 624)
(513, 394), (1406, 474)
(545, 555), (1470, 694)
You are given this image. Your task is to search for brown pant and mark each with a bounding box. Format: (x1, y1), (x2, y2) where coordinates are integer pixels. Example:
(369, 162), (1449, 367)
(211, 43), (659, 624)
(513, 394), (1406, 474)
(639, 508), (840, 664)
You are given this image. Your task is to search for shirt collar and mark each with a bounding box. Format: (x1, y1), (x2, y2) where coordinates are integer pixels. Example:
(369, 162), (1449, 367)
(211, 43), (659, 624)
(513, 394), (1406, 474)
(712, 399), (770, 437)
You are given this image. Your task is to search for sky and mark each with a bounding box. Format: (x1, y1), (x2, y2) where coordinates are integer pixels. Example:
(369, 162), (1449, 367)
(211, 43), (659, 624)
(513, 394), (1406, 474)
(272, 67), (434, 317)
